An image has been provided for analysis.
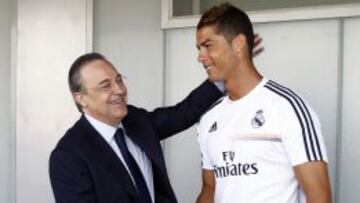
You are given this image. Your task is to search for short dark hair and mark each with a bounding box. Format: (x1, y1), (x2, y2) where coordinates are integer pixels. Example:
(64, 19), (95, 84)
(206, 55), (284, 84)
(68, 52), (108, 112)
(197, 3), (254, 57)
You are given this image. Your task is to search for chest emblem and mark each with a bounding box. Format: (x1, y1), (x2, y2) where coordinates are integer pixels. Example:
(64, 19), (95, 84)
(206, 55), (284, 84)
(251, 109), (265, 128)
(209, 121), (218, 132)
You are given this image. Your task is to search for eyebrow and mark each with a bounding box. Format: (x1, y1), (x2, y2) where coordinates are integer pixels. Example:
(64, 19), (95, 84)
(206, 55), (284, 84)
(98, 74), (122, 85)
(196, 39), (211, 49)
(98, 79), (110, 85)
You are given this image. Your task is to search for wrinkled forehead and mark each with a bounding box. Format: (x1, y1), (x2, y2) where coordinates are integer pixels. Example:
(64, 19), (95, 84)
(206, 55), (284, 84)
(80, 59), (120, 84)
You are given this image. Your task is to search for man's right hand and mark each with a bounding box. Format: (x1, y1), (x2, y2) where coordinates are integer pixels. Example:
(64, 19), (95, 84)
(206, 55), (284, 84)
(253, 33), (264, 57)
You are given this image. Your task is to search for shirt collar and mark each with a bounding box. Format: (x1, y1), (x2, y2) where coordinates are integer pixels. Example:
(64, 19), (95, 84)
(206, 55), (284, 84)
(84, 114), (124, 143)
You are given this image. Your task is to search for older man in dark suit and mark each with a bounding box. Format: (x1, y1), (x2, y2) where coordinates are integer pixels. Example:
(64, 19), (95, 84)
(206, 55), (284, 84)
(49, 52), (223, 203)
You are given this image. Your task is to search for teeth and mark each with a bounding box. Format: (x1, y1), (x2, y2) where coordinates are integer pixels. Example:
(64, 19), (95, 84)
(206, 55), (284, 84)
(111, 99), (124, 104)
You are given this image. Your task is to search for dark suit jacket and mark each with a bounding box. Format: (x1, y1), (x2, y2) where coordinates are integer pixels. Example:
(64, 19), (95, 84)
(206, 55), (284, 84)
(49, 80), (222, 203)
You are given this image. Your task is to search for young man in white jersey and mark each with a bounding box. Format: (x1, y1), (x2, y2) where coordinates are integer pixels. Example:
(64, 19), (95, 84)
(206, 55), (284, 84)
(195, 3), (332, 203)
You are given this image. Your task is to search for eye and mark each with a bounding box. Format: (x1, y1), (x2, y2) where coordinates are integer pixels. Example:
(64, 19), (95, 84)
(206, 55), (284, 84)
(101, 84), (111, 90)
(204, 43), (212, 49)
(116, 75), (126, 85)
(116, 77), (123, 83)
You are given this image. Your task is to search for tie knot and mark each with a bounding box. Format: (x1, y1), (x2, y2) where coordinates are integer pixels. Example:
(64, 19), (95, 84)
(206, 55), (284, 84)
(115, 128), (125, 141)
(115, 127), (124, 135)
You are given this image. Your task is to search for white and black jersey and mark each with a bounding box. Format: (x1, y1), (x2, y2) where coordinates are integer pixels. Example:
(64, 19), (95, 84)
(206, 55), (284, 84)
(197, 78), (328, 203)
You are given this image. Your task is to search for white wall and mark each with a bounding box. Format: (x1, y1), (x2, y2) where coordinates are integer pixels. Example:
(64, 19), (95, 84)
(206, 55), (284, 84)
(16, 0), (91, 202)
(93, 0), (164, 110)
(0, 0), (12, 202)
(340, 17), (360, 203)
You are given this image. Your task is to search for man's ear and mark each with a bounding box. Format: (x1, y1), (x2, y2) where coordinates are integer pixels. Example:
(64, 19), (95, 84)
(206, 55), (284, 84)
(73, 92), (87, 108)
(232, 34), (247, 53)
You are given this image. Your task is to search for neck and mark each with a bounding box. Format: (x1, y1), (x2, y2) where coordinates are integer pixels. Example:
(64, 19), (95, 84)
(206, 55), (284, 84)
(224, 60), (262, 101)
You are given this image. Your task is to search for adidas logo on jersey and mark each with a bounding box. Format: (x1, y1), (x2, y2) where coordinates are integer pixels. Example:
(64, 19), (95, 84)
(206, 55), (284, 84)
(209, 121), (218, 132)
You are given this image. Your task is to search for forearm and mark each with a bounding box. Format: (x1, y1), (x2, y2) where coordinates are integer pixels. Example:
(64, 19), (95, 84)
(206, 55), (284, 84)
(305, 182), (332, 203)
(196, 189), (214, 203)
(294, 162), (332, 203)
(306, 193), (332, 203)
(151, 80), (223, 139)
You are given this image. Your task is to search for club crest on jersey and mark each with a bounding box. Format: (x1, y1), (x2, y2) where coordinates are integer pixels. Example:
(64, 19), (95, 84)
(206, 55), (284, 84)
(209, 121), (218, 132)
(251, 110), (265, 128)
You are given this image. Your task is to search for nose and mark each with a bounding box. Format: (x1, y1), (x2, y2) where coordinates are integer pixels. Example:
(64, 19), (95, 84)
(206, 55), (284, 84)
(197, 49), (206, 63)
(113, 81), (126, 95)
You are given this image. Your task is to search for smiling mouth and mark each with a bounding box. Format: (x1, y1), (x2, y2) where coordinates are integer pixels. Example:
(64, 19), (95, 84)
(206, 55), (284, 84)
(110, 98), (126, 105)
(204, 64), (215, 73)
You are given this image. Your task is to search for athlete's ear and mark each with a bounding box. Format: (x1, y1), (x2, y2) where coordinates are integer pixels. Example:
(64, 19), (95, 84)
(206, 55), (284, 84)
(232, 34), (247, 53)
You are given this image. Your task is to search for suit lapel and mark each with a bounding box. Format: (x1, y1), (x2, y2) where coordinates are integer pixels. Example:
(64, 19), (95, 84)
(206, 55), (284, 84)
(78, 116), (137, 197)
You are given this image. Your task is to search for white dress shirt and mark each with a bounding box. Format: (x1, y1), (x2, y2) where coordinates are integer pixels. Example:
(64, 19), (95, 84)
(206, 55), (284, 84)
(85, 114), (154, 202)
